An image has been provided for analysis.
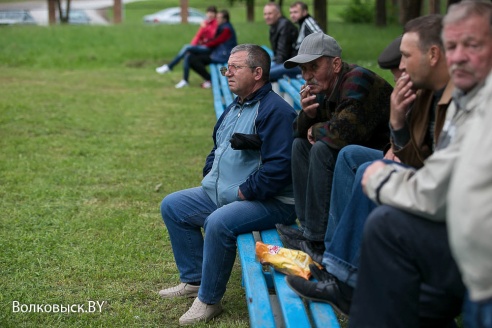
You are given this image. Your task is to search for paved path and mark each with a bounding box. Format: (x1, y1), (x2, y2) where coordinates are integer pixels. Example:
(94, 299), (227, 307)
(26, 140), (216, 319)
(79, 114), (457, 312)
(0, 0), (142, 25)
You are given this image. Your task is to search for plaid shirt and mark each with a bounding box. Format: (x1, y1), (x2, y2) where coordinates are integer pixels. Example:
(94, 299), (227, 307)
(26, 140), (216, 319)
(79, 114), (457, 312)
(293, 62), (392, 150)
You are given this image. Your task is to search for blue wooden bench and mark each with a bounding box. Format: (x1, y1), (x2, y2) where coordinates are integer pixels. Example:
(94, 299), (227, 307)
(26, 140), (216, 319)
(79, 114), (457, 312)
(237, 229), (341, 328)
(277, 76), (305, 111)
(209, 62), (234, 119)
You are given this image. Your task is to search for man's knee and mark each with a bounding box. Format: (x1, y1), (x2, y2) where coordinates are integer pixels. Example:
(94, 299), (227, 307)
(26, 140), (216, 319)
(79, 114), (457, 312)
(311, 141), (338, 166)
(363, 205), (406, 242)
(292, 137), (309, 153)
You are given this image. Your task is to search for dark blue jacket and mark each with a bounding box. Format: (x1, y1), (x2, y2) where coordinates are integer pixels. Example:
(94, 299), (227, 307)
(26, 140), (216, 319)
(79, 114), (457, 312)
(206, 21), (237, 63)
(202, 83), (297, 207)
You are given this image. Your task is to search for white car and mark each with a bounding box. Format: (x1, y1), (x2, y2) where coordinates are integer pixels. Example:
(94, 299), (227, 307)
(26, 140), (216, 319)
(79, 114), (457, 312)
(0, 10), (36, 25)
(143, 7), (206, 24)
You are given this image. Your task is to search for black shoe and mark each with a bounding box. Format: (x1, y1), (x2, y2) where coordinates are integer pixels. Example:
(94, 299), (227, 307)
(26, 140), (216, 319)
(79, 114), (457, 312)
(278, 233), (304, 251)
(285, 275), (352, 317)
(308, 264), (332, 282)
(300, 240), (324, 264)
(276, 224), (306, 240)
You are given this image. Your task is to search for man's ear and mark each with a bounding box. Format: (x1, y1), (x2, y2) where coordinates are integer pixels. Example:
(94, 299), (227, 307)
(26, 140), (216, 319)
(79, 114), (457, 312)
(255, 67), (263, 81)
(428, 45), (441, 67)
(333, 57), (342, 73)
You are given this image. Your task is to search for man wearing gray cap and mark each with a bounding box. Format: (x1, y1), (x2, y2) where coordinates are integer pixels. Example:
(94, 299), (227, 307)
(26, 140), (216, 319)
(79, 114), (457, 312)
(276, 32), (393, 255)
(285, 15), (455, 319)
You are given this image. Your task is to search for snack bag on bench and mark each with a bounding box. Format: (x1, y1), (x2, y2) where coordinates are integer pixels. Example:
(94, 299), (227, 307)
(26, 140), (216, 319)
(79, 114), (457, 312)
(255, 241), (317, 280)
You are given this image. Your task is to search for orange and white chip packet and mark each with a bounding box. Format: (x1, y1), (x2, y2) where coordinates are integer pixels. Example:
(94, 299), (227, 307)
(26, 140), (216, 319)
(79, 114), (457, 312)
(255, 241), (321, 280)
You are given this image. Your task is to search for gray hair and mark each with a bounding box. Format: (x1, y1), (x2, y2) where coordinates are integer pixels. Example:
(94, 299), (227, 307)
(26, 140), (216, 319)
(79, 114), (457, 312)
(230, 44), (271, 82)
(443, 0), (492, 33)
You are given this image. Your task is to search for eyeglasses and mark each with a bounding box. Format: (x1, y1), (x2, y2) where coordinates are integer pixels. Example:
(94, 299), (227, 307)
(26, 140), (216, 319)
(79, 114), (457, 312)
(219, 64), (256, 76)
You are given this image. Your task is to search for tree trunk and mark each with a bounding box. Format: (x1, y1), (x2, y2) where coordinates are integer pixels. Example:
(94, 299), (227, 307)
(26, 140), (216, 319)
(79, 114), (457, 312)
(246, 0), (254, 22)
(375, 0), (387, 26)
(429, 0), (440, 14)
(48, 0), (56, 25)
(399, 0), (422, 25)
(314, 0), (327, 33)
(180, 0), (188, 24)
(114, 0), (122, 24)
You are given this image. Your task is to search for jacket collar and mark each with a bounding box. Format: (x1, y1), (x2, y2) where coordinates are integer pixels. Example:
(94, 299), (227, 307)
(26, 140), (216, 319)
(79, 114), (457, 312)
(234, 83), (273, 106)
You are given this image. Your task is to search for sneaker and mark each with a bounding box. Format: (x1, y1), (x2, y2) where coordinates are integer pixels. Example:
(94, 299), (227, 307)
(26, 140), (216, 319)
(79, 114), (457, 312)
(175, 80), (189, 89)
(158, 283), (199, 299)
(156, 64), (170, 74)
(179, 297), (223, 325)
(276, 223), (306, 240)
(201, 80), (212, 89)
(285, 275), (352, 317)
(309, 263), (333, 282)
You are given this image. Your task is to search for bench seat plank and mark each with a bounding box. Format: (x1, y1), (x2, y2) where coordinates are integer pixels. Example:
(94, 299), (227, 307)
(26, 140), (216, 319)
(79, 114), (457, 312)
(309, 301), (341, 327)
(278, 78), (302, 110)
(237, 233), (276, 328)
(260, 229), (311, 328)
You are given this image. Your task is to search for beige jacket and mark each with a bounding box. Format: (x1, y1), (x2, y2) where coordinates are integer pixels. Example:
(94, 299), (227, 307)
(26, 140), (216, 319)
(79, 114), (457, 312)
(448, 72), (492, 302)
(364, 82), (484, 221)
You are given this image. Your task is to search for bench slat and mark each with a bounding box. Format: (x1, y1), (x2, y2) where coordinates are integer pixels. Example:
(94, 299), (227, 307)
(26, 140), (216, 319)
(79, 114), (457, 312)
(237, 233), (276, 328)
(260, 229), (311, 328)
(309, 301), (341, 327)
(209, 63), (226, 119)
(278, 78), (302, 110)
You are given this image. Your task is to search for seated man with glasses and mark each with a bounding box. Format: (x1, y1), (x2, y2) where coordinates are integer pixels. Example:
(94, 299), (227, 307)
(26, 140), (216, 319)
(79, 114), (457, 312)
(158, 44), (298, 325)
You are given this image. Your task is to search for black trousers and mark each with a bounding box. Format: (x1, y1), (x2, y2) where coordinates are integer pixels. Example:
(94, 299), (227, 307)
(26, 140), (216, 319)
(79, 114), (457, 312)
(349, 205), (465, 328)
(188, 53), (212, 81)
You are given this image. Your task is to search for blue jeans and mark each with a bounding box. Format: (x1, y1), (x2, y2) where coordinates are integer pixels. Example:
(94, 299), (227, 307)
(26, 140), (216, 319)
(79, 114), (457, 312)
(323, 146), (395, 288)
(167, 44), (210, 70)
(463, 293), (492, 328)
(291, 138), (339, 241)
(269, 62), (301, 82)
(161, 186), (296, 304)
(324, 145), (383, 245)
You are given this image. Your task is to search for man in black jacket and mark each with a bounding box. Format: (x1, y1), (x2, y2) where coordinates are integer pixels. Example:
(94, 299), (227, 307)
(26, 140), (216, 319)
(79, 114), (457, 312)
(289, 1), (323, 51)
(263, 2), (301, 81)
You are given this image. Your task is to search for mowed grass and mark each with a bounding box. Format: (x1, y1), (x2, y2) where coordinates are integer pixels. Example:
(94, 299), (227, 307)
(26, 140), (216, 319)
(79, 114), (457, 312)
(0, 1), (400, 327)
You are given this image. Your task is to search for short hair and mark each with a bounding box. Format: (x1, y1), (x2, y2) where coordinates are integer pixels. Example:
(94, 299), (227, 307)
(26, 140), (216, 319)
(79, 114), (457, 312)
(265, 2), (281, 13)
(443, 0), (492, 34)
(231, 44), (271, 82)
(206, 6), (217, 14)
(404, 14), (444, 52)
(290, 1), (308, 11)
(219, 9), (230, 22)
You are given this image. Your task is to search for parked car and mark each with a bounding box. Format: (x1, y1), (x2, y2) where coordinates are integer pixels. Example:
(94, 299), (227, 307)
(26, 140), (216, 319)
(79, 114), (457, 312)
(143, 7), (206, 24)
(0, 10), (36, 25)
(58, 9), (91, 25)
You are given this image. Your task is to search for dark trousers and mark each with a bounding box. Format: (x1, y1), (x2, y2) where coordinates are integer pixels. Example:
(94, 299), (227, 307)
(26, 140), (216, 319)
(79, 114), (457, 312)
(188, 53), (212, 81)
(349, 205), (465, 328)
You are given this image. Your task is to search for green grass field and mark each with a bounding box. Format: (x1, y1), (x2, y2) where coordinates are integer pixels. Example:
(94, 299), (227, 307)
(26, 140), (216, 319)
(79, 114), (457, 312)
(1, 0), (400, 326)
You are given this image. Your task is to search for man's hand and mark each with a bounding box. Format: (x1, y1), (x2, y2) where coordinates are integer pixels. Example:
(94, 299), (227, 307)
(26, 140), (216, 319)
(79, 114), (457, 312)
(362, 161), (387, 194)
(390, 72), (416, 130)
(383, 147), (401, 162)
(307, 126), (316, 144)
(238, 188), (245, 200)
(300, 85), (319, 118)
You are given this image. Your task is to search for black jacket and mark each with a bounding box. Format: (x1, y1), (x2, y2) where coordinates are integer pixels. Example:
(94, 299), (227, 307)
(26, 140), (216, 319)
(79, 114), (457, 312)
(269, 17), (298, 64)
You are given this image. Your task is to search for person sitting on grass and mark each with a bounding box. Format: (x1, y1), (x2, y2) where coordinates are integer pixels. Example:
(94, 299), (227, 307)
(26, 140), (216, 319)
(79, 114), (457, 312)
(155, 6), (218, 75)
(174, 10), (237, 89)
(158, 44), (297, 325)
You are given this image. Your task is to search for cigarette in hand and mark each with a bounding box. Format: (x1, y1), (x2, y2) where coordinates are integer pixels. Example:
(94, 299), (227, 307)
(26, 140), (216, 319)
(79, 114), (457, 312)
(299, 85), (308, 94)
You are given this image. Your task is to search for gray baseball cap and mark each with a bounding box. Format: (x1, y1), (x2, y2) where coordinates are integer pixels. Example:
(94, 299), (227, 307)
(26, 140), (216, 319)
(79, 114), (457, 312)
(284, 33), (342, 69)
